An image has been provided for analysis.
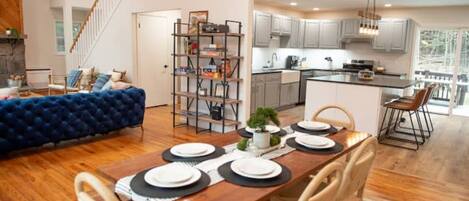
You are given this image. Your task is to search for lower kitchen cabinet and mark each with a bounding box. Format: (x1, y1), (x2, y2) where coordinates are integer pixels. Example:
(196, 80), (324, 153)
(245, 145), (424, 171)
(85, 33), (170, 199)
(280, 82), (299, 106)
(251, 73), (281, 113)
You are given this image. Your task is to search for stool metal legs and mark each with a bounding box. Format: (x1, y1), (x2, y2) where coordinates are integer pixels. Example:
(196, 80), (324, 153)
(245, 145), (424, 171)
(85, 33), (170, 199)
(378, 108), (426, 151)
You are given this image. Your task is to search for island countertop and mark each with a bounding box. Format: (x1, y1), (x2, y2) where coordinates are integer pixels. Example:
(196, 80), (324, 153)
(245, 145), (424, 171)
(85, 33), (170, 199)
(308, 74), (418, 89)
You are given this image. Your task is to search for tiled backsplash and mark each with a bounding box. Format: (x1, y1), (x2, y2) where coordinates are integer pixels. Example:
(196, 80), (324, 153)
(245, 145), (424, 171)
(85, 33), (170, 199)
(0, 39), (25, 87)
(252, 41), (413, 75)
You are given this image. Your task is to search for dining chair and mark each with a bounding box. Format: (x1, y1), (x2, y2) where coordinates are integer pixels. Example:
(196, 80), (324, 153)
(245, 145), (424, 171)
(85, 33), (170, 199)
(271, 162), (344, 201)
(336, 137), (378, 201)
(74, 172), (119, 201)
(312, 105), (356, 130)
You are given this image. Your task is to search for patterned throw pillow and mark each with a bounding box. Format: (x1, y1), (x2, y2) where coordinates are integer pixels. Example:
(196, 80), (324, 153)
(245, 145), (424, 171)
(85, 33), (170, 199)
(66, 69), (82, 87)
(110, 69), (126, 82)
(92, 73), (111, 92)
(101, 80), (113, 91)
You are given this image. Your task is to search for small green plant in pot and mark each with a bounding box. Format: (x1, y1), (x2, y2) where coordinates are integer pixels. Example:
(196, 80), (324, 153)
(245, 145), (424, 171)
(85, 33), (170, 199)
(247, 107), (280, 149)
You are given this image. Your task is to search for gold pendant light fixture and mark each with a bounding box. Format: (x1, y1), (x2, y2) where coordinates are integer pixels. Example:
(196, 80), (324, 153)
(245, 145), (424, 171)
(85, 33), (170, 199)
(358, 0), (381, 35)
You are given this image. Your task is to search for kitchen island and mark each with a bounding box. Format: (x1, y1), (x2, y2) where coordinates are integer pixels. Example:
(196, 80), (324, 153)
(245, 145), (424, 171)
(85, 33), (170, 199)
(305, 74), (418, 135)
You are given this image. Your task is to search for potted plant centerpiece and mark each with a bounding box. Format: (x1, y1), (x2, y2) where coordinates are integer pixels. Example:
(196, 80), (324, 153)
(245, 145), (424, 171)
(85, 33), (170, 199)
(247, 107), (280, 149)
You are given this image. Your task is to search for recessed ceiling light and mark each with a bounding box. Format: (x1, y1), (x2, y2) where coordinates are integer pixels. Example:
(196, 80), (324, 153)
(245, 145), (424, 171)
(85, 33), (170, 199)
(384, 3), (392, 7)
(312, 7), (320, 11)
(289, 2), (298, 6)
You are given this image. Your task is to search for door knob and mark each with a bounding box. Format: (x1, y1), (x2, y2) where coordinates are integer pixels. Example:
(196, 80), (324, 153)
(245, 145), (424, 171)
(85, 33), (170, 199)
(164, 65), (168, 68)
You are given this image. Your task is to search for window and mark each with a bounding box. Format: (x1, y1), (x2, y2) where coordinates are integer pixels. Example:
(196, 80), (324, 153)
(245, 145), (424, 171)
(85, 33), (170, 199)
(417, 29), (458, 73)
(55, 21), (82, 53)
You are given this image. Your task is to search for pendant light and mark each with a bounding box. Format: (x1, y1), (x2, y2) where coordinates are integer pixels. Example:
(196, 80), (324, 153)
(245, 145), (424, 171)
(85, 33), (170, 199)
(358, 0), (380, 36)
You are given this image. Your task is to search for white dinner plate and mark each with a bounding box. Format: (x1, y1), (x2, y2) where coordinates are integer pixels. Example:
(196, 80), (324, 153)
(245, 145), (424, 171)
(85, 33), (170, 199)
(170, 143), (215, 158)
(295, 135), (335, 149)
(144, 166), (201, 188)
(245, 125), (281, 134)
(231, 158), (282, 179)
(297, 121), (331, 131)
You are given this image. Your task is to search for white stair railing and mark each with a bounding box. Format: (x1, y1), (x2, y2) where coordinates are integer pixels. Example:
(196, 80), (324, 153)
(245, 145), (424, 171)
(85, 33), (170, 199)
(69, 0), (122, 68)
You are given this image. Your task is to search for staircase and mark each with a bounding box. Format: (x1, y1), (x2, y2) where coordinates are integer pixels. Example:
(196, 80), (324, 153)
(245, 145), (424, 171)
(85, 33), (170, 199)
(69, 0), (122, 68)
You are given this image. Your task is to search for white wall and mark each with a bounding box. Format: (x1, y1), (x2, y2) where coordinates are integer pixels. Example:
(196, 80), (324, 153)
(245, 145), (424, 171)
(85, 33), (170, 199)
(83, 0), (254, 131)
(23, 0), (89, 76)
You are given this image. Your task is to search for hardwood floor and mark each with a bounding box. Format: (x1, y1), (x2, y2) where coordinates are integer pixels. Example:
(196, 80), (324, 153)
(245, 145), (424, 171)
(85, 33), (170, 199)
(0, 106), (468, 201)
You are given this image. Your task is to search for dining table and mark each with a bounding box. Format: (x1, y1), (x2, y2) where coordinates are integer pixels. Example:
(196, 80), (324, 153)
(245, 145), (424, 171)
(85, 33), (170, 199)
(97, 128), (370, 201)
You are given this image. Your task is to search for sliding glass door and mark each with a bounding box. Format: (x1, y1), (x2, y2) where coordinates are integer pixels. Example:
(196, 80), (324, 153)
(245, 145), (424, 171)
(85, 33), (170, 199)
(415, 29), (457, 115)
(415, 29), (469, 116)
(452, 30), (469, 116)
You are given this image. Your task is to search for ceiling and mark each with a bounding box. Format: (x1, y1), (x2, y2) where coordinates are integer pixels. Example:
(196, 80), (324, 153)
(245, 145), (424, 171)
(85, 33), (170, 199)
(254, 0), (469, 11)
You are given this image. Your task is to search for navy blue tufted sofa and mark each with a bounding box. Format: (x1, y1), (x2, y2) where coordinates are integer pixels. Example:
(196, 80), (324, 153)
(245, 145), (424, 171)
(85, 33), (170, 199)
(0, 87), (145, 154)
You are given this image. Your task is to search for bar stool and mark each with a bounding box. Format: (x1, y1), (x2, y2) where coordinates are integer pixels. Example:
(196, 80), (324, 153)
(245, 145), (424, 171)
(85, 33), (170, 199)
(396, 83), (438, 138)
(378, 89), (427, 150)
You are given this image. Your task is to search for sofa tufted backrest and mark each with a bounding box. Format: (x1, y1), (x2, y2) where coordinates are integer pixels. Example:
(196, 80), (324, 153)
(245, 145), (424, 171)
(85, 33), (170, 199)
(0, 88), (146, 154)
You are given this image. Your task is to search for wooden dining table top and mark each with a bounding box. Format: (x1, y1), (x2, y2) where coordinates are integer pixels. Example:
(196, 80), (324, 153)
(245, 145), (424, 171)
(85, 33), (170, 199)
(97, 129), (370, 201)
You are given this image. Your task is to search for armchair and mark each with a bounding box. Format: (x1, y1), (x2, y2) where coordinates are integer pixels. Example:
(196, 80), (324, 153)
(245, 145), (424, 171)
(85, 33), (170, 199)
(48, 69), (83, 95)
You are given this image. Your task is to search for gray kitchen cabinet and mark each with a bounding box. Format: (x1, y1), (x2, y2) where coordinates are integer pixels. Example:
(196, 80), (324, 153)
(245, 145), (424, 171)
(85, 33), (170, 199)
(272, 15), (291, 36)
(250, 85), (257, 113)
(280, 82), (300, 106)
(390, 20), (408, 51)
(265, 81), (281, 108)
(280, 84), (289, 106)
(280, 16), (292, 36)
(341, 19), (360, 38)
(373, 19), (412, 52)
(319, 20), (342, 48)
(271, 15), (281, 35)
(289, 82), (299, 104)
(253, 11), (272, 47)
(251, 73), (281, 113)
(304, 20), (320, 48)
(281, 18), (300, 48)
(298, 20), (305, 48)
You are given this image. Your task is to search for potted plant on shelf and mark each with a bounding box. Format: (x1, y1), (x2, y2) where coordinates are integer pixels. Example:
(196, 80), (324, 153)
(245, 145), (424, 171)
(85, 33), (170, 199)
(247, 107), (280, 149)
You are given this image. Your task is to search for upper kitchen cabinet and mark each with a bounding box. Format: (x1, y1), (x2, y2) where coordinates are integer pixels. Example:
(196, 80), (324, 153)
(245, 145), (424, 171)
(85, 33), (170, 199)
(272, 15), (292, 36)
(304, 20), (342, 49)
(304, 20), (320, 48)
(319, 20), (342, 48)
(281, 18), (301, 48)
(373, 19), (413, 52)
(341, 19), (360, 38)
(253, 11), (272, 47)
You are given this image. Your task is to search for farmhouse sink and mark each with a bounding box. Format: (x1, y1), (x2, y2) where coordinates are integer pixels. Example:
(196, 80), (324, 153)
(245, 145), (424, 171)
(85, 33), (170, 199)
(280, 70), (300, 84)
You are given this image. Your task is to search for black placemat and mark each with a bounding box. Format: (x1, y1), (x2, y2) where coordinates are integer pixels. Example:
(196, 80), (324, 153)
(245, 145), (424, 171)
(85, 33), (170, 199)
(238, 128), (288, 138)
(162, 146), (225, 162)
(218, 161), (291, 187)
(286, 138), (343, 154)
(290, 123), (338, 135)
(130, 169), (210, 198)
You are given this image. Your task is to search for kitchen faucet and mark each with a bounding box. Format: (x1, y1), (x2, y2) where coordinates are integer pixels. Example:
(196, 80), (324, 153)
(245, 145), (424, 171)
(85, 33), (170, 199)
(269, 52), (278, 68)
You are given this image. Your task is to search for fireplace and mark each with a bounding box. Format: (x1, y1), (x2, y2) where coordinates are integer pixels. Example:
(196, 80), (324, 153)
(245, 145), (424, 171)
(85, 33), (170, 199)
(0, 36), (26, 88)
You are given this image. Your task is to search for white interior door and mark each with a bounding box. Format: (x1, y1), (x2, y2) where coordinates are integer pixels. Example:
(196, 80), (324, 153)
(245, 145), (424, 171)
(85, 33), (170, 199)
(137, 14), (171, 107)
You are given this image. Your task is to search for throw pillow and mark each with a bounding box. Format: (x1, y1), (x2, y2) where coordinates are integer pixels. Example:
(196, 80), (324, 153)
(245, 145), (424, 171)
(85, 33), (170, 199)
(67, 69), (83, 87)
(112, 81), (131, 90)
(101, 80), (113, 91)
(110, 69), (126, 82)
(92, 73), (111, 92)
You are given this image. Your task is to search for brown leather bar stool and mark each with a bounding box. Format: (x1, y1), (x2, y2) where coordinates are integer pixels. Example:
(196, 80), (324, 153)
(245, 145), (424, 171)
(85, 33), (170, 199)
(396, 83), (438, 137)
(378, 89), (427, 150)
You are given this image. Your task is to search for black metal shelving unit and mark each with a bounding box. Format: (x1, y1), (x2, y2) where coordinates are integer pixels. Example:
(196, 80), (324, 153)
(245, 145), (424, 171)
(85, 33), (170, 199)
(172, 20), (244, 134)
